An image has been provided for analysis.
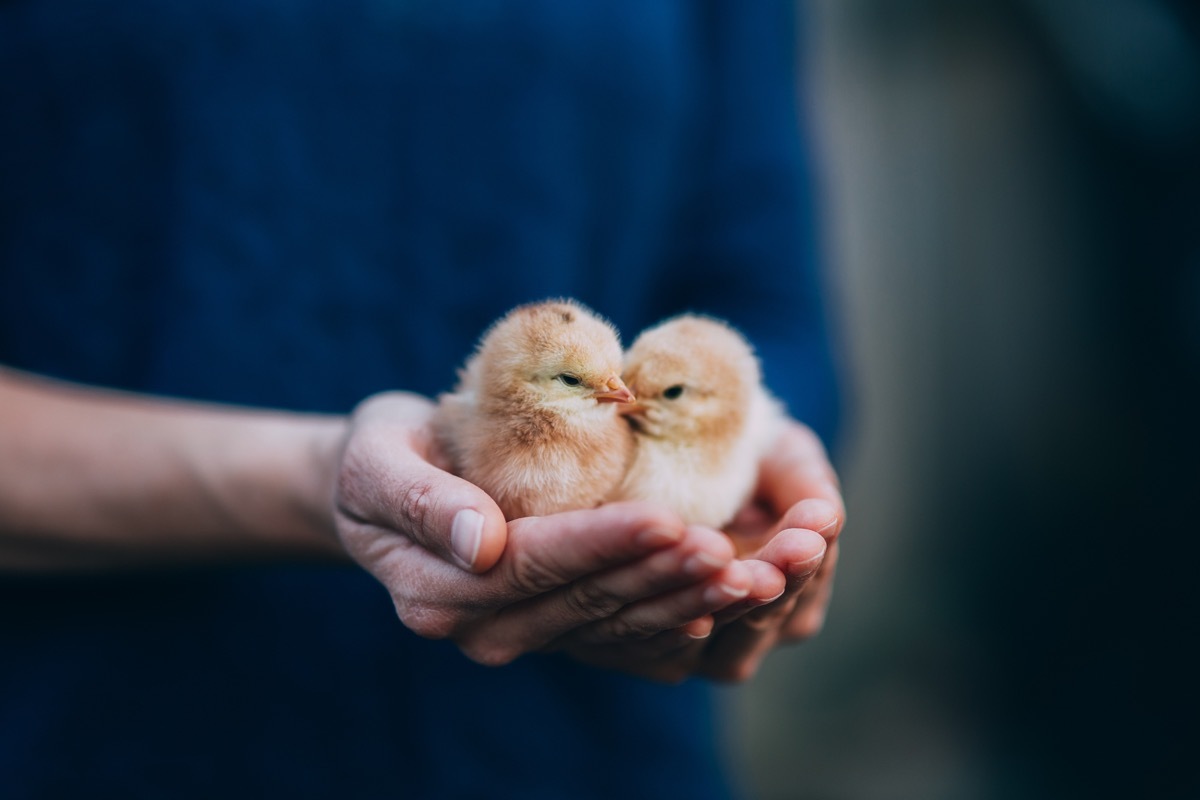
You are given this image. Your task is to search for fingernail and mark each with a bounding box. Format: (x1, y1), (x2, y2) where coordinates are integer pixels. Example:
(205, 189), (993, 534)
(682, 617), (714, 639)
(450, 509), (484, 569)
(816, 516), (839, 535)
(637, 526), (682, 548)
(684, 550), (729, 577)
(758, 587), (787, 605)
(704, 582), (750, 606)
(804, 499), (838, 534)
(786, 554), (824, 577)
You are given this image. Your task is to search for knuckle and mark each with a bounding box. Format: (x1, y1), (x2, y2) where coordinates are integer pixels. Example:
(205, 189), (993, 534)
(396, 477), (437, 536)
(561, 579), (624, 622)
(458, 636), (521, 668)
(395, 603), (456, 641)
(601, 614), (648, 641)
(507, 548), (568, 595)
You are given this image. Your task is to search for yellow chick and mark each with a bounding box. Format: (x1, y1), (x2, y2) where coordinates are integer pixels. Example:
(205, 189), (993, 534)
(611, 314), (782, 529)
(433, 299), (637, 520)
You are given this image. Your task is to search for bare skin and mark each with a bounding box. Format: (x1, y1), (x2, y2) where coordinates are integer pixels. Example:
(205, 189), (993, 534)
(553, 421), (844, 682)
(0, 368), (843, 682)
(0, 367), (346, 568)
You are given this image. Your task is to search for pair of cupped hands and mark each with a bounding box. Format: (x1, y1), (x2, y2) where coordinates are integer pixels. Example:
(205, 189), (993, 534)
(330, 392), (844, 683)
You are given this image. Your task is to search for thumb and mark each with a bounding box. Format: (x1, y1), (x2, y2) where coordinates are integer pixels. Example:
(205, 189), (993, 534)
(344, 452), (508, 573)
(395, 459), (508, 573)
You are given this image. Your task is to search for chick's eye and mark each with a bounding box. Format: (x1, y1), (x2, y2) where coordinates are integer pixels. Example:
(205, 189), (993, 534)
(557, 373), (582, 387)
(662, 384), (685, 400)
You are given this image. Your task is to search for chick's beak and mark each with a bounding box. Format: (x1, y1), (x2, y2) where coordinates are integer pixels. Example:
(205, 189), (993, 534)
(616, 400), (646, 417)
(593, 375), (636, 405)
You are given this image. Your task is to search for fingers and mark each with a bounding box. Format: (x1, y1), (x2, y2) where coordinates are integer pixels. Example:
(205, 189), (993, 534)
(727, 420), (844, 556)
(715, 527), (824, 625)
(783, 540), (839, 640)
(708, 421), (845, 668)
(335, 392), (510, 573)
(454, 509), (705, 664)
(699, 619), (781, 683)
(709, 557), (788, 624)
(590, 563), (753, 640)
(337, 439), (510, 573)
(352, 502), (689, 656)
(755, 524), (829, 575)
(736, 529), (824, 624)
(492, 502), (685, 596)
(698, 529), (826, 682)
(399, 460), (511, 573)
(560, 529), (754, 646)
(770, 497), (843, 546)
(758, 422), (845, 522)
(741, 520), (839, 643)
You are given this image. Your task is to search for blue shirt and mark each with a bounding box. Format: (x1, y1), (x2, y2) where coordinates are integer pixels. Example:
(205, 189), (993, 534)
(0, 2), (839, 797)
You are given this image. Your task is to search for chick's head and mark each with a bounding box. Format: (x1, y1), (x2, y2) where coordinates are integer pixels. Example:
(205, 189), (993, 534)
(475, 299), (635, 414)
(620, 315), (760, 442)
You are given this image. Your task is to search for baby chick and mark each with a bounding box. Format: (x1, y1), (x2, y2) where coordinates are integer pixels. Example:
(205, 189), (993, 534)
(433, 299), (637, 520)
(610, 314), (782, 529)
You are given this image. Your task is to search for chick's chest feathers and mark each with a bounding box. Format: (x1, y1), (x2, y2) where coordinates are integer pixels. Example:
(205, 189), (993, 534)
(615, 392), (769, 529)
(614, 439), (739, 529)
(463, 403), (633, 519)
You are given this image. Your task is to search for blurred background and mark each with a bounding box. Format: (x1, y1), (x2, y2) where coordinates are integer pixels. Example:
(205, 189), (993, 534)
(731, 2), (1199, 798)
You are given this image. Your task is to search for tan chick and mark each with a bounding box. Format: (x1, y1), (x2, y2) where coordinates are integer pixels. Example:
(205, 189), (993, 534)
(610, 314), (782, 529)
(433, 299), (637, 520)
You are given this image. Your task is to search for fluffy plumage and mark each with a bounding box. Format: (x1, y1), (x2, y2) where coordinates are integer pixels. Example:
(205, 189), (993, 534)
(610, 314), (782, 528)
(433, 299), (636, 519)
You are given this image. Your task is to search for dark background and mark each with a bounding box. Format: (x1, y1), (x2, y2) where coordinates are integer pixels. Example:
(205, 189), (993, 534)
(731, 2), (1199, 797)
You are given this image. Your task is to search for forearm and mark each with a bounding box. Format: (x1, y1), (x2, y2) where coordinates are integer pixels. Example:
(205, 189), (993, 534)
(0, 367), (349, 570)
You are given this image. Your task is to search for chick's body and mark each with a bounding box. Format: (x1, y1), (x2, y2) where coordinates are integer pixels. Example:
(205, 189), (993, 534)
(434, 300), (635, 520)
(611, 315), (782, 529)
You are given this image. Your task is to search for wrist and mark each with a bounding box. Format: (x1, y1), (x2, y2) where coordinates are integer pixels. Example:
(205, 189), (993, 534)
(298, 415), (352, 559)
(249, 413), (351, 562)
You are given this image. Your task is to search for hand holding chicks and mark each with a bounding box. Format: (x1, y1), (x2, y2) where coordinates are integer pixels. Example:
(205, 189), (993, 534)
(431, 299), (844, 681)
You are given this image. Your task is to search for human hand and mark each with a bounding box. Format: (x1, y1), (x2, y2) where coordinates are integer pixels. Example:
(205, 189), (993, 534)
(703, 419), (845, 679)
(332, 392), (758, 667)
(553, 419), (844, 683)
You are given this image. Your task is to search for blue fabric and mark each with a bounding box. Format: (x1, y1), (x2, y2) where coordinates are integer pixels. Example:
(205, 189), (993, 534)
(0, 1), (838, 797)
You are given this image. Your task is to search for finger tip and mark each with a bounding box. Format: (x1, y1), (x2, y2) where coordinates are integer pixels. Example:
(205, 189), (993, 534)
(771, 529), (825, 578)
(783, 498), (842, 540)
(470, 531), (506, 574)
(795, 527), (829, 553)
(687, 525), (736, 557)
(683, 616), (715, 639)
(718, 560), (756, 593)
(749, 567), (787, 604)
(452, 503), (508, 573)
